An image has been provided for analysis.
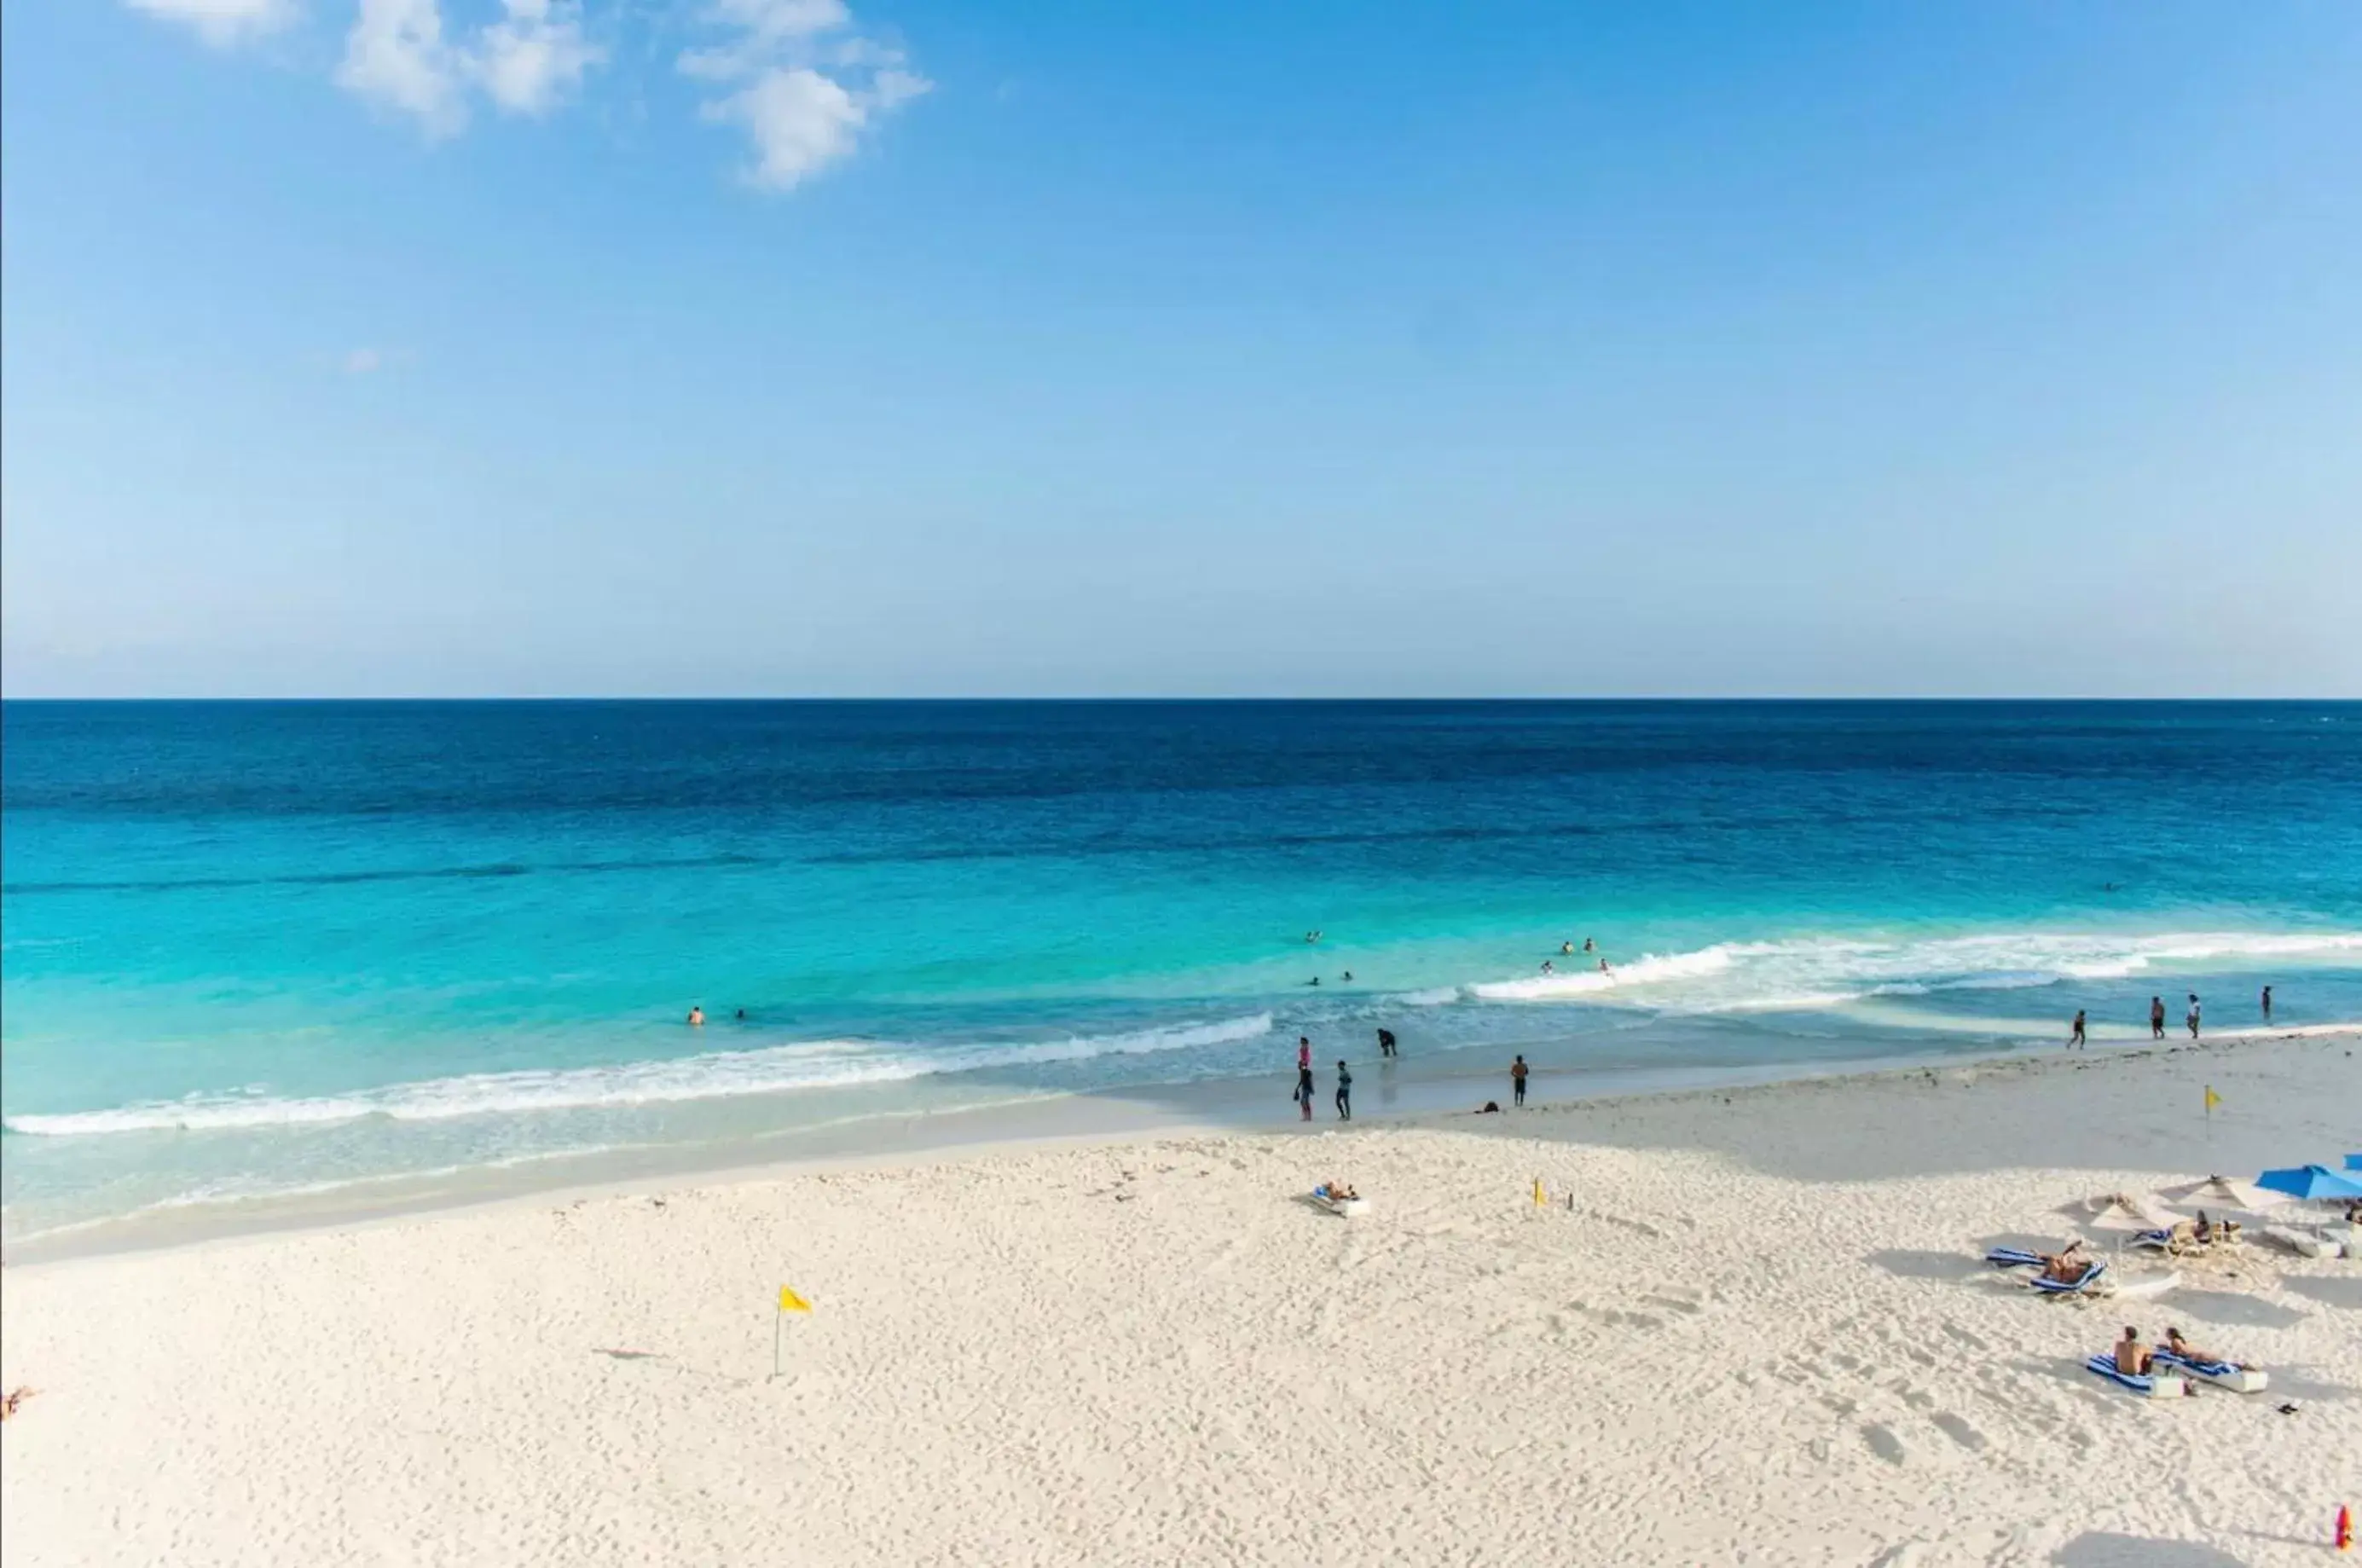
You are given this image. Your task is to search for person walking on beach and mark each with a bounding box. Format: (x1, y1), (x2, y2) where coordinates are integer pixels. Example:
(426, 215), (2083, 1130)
(1512, 1054), (1529, 1108)
(2149, 996), (2167, 1039)
(1334, 1060), (1352, 1121)
(2069, 1010), (2087, 1050)
(2261, 985), (2272, 1021)
(2185, 993), (2202, 1039)
(1295, 1063), (1315, 1120)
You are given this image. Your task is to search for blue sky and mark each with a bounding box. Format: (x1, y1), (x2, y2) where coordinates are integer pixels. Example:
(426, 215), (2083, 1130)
(3, 1), (2358, 697)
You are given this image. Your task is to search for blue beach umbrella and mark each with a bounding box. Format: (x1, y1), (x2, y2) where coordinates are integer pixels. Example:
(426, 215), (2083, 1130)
(2255, 1165), (2362, 1202)
(2347, 1154), (2361, 1172)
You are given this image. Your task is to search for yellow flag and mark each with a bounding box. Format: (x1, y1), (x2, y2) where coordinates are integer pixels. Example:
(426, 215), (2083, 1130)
(2204, 1086), (2221, 1113)
(778, 1285), (812, 1313)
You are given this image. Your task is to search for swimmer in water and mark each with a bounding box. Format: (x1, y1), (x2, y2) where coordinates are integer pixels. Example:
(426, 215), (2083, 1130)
(1340, 970), (1353, 982)
(1583, 937), (1595, 953)
(1561, 941), (1573, 955)
(1540, 960), (1554, 975)
(687, 1005), (705, 1027)
(1309, 975), (1321, 987)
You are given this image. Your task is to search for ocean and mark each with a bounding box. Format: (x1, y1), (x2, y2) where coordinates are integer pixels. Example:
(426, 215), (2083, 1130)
(4, 700), (2359, 1247)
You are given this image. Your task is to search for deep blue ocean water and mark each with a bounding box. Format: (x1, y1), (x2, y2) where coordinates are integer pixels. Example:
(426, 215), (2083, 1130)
(5, 700), (2359, 1242)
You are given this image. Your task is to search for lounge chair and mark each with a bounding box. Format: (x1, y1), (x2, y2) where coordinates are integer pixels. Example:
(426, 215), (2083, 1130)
(1985, 1247), (2046, 1269)
(2261, 1225), (2343, 1259)
(2152, 1350), (2268, 1393)
(1311, 1183), (1367, 1217)
(2084, 1353), (2188, 1399)
(2029, 1259), (2108, 1295)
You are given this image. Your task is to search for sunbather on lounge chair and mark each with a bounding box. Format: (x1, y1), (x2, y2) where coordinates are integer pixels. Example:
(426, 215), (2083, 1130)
(2038, 1243), (2090, 1284)
(2164, 1328), (2241, 1370)
(2114, 1326), (2153, 1376)
(2193, 1211), (2240, 1245)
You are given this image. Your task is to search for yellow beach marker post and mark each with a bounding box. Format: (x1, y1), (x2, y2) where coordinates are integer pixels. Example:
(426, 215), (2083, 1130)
(2204, 1085), (2220, 1143)
(1533, 1177), (1545, 1209)
(773, 1284), (811, 1380)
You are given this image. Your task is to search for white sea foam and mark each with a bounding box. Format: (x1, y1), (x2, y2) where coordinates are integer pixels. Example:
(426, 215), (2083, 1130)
(2, 1013), (1276, 1138)
(1398, 987), (1464, 1007)
(1468, 931), (2362, 1014)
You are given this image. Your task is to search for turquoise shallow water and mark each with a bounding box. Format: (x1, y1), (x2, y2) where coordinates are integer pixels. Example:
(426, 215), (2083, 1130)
(4, 700), (2359, 1241)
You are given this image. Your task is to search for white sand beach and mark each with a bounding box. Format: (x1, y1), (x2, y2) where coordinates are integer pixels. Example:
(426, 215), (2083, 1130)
(5, 1032), (2358, 1566)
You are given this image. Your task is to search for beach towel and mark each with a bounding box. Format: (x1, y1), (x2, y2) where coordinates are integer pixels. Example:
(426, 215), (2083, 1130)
(2084, 1352), (2185, 1398)
(2029, 1260), (2107, 1295)
(1984, 1247), (2045, 1269)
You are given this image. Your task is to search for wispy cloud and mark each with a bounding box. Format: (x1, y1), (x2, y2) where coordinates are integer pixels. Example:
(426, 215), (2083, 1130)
(124, 0), (299, 48)
(119, 0), (924, 191)
(342, 347), (385, 374)
(475, 0), (602, 117)
(336, 0), (469, 137)
(681, 0), (930, 191)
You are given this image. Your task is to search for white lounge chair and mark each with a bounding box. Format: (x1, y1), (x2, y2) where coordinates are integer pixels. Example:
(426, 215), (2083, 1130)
(2152, 1350), (2267, 1393)
(2085, 1353), (2188, 1399)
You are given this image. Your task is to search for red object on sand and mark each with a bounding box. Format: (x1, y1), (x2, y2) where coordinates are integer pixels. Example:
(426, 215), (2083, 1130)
(2336, 1503), (2352, 1550)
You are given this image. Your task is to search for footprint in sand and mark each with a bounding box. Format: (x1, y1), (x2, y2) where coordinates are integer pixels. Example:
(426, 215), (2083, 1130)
(1862, 1423), (1908, 1465)
(1640, 1293), (1703, 1316)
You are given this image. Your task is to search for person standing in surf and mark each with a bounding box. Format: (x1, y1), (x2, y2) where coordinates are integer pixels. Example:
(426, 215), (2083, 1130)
(2149, 996), (2167, 1039)
(2185, 993), (2202, 1039)
(2261, 985), (2272, 1021)
(1375, 1027), (1397, 1058)
(1512, 1054), (1529, 1107)
(1334, 1060), (1352, 1121)
(1294, 1036), (1315, 1121)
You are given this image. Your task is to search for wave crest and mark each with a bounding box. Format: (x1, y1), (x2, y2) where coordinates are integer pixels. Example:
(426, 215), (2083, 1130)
(2, 1013), (1276, 1138)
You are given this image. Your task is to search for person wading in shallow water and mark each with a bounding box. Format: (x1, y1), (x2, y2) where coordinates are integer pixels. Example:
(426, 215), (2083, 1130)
(1512, 1054), (1529, 1107)
(2149, 996), (2166, 1039)
(1334, 1060), (1352, 1121)
(2068, 1010), (2087, 1050)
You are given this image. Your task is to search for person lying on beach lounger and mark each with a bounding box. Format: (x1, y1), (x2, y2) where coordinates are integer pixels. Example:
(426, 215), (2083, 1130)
(2114, 1326), (2152, 1376)
(2164, 1328), (2242, 1369)
(2036, 1242), (2091, 1283)
(1324, 1182), (1359, 1202)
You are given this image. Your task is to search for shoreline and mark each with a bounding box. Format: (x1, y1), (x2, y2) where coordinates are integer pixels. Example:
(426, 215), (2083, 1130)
(9, 1021), (2351, 1270)
(4, 1027), (2355, 1565)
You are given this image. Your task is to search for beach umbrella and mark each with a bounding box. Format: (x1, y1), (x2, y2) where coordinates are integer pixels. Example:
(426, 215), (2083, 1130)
(2347, 1154), (2361, 1172)
(2075, 1191), (2163, 1234)
(2255, 1165), (2362, 1202)
(2156, 1175), (2284, 1216)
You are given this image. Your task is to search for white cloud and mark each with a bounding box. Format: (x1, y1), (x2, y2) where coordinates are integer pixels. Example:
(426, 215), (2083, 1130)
(123, 0), (298, 48)
(337, 0), (469, 137)
(126, 0), (926, 189)
(703, 67), (864, 191)
(343, 348), (384, 374)
(476, 0), (602, 116)
(684, 0), (929, 191)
